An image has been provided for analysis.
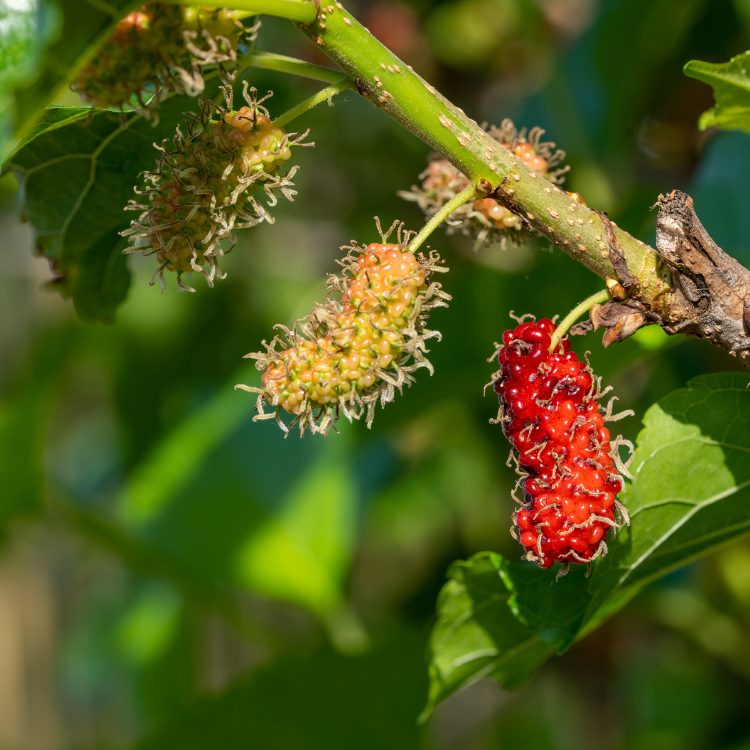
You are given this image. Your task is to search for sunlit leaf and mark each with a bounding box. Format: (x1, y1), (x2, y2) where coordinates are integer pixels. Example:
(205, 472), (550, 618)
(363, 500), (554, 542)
(685, 52), (750, 132)
(588, 372), (750, 596)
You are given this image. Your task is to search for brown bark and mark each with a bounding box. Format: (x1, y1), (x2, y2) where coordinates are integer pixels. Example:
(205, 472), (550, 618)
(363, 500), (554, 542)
(653, 190), (750, 366)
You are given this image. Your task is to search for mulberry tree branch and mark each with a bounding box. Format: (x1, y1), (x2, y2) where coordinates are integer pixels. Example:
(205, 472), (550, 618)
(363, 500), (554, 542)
(291, 5), (668, 295)
(201, 0), (750, 364)
(296, 3), (750, 363)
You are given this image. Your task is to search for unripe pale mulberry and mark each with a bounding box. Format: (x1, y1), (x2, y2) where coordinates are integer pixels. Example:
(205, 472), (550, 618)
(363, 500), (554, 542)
(401, 120), (568, 249)
(122, 84), (310, 291)
(238, 224), (450, 436)
(491, 318), (632, 574)
(74, 4), (250, 115)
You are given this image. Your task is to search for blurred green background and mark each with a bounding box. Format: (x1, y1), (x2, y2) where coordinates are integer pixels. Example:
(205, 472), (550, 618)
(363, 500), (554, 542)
(2, 0), (750, 747)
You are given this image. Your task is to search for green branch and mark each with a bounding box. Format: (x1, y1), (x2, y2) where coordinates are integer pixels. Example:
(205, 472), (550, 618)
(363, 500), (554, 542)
(291, 4), (672, 312)
(273, 78), (353, 128)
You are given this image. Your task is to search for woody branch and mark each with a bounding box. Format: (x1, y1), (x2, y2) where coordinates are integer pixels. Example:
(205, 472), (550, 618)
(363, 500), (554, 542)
(206, 0), (750, 365)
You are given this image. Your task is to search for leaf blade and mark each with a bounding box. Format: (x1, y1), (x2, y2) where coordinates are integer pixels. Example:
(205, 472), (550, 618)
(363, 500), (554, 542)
(1, 0), (139, 165)
(8, 89), (209, 319)
(685, 52), (750, 132)
(424, 552), (555, 718)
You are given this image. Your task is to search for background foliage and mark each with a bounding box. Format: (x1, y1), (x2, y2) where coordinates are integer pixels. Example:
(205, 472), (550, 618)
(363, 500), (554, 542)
(2, 0), (750, 748)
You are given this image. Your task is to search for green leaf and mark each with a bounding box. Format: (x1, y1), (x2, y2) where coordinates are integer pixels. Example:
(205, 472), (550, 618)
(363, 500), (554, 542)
(497, 557), (590, 651)
(6, 88), (211, 321)
(8, 103), (154, 321)
(424, 552), (555, 718)
(0, 0), (60, 162)
(685, 52), (750, 132)
(588, 371), (750, 598)
(0, 0), (138, 164)
(427, 373), (750, 711)
(10, 104), (92, 154)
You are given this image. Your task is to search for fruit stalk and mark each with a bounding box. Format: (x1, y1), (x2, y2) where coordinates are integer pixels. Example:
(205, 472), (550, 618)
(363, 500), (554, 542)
(272, 78), (353, 128)
(242, 50), (347, 84)
(171, 0), (317, 23)
(408, 183), (477, 254)
(548, 289), (610, 354)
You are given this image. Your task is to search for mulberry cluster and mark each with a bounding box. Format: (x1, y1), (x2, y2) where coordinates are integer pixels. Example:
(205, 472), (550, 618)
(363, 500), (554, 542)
(238, 223), (450, 436)
(492, 318), (632, 572)
(400, 120), (568, 249)
(74, 4), (250, 115)
(122, 85), (309, 291)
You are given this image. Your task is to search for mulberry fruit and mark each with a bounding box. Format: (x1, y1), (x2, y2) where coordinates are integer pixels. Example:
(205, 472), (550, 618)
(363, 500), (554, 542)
(492, 317), (632, 572)
(238, 222), (450, 436)
(74, 4), (250, 115)
(400, 120), (568, 249)
(122, 84), (310, 291)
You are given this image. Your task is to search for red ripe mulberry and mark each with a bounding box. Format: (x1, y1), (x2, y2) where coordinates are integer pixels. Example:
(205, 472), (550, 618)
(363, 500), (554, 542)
(492, 318), (631, 571)
(237, 222), (450, 436)
(400, 120), (568, 249)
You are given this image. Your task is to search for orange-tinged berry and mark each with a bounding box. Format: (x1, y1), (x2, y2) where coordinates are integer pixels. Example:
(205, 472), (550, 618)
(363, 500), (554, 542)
(401, 119), (568, 249)
(241, 231), (450, 436)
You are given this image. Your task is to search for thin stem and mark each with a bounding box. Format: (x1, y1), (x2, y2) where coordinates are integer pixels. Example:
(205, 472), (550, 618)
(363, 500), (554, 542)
(243, 51), (344, 85)
(409, 183), (477, 254)
(549, 289), (611, 354)
(273, 78), (353, 128)
(169, 0), (317, 24)
(231, 10), (259, 20)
